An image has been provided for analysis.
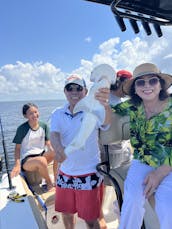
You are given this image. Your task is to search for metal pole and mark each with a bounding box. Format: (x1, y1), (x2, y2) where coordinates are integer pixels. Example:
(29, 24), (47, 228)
(0, 116), (14, 189)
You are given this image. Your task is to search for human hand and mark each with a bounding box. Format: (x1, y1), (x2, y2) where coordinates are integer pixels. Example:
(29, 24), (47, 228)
(11, 165), (20, 178)
(143, 166), (170, 198)
(57, 148), (67, 163)
(95, 87), (110, 108)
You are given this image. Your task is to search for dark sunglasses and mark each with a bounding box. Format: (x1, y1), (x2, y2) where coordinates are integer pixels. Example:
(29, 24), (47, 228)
(65, 84), (83, 92)
(135, 77), (160, 88)
(110, 84), (117, 91)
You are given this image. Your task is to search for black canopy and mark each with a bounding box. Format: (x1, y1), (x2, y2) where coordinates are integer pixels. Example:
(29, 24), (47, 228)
(85, 0), (172, 36)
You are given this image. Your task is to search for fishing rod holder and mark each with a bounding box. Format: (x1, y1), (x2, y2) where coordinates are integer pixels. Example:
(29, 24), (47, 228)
(110, 0), (172, 37)
(85, 0), (172, 37)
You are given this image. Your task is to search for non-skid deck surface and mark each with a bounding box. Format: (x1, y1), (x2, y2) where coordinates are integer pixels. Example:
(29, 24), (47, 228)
(44, 186), (119, 229)
(0, 174), (48, 229)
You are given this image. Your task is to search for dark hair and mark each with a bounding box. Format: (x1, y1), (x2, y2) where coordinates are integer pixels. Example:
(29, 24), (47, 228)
(130, 77), (169, 106)
(22, 103), (38, 115)
(110, 77), (127, 91)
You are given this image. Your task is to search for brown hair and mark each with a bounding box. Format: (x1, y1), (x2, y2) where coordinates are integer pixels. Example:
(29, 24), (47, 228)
(130, 77), (169, 106)
(22, 103), (38, 115)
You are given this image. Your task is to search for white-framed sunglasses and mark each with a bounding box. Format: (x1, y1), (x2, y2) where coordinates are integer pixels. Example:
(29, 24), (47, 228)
(135, 76), (160, 87)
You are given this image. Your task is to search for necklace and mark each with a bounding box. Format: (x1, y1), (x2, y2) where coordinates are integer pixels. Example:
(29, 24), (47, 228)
(144, 99), (168, 119)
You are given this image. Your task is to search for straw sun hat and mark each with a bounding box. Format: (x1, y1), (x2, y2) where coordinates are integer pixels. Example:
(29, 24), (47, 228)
(123, 63), (172, 95)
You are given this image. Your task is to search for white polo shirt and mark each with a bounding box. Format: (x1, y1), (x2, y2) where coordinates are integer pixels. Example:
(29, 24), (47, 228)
(50, 103), (107, 176)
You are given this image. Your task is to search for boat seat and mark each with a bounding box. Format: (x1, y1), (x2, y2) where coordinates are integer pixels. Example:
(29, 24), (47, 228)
(99, 112), (130, 144)
(98, 112), (160, 229)
(24, 170), (42, 186)
(23, 162), (54, 188)
(23, 163), (55, 203)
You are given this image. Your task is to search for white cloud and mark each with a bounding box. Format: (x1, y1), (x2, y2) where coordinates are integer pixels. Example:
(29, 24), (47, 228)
(1, 27), (172, 101)
(84, 37), (92, 43)
(0, 61), (66, 101)
(75, 27), (172, 76)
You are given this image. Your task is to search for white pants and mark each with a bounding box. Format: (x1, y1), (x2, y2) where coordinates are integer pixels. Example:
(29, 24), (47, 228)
(119, 160), (172, 229)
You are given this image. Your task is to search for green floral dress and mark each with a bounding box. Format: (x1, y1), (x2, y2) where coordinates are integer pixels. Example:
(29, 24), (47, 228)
(111, 97), (172, 167)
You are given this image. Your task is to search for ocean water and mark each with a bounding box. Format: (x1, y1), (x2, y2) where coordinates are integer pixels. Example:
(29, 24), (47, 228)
(0, 99), (65, 171)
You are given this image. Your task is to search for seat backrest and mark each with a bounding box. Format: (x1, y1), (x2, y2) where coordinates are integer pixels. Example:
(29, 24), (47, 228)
(24, 171), (42, 186)
(99, 112), (130, 145)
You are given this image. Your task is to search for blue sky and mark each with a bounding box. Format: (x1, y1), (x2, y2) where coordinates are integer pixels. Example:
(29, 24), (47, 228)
(0, 0), (132, 71)
(1, 0), (172, 101)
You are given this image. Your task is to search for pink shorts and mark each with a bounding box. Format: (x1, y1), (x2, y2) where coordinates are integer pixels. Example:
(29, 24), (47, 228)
(55, 171), (104, 221)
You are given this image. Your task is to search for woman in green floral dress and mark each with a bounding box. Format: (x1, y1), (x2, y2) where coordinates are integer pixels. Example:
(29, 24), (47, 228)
(112, 63), (172, 229)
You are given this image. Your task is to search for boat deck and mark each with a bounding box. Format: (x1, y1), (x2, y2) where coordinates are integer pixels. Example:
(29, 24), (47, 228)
(0, 162), (160, 229)
(27, 163), (159, 229)
(43, 185), (119, 229)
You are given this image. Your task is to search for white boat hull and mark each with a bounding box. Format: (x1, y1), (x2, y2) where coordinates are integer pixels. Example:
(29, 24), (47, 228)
(0, 173), (47, 229)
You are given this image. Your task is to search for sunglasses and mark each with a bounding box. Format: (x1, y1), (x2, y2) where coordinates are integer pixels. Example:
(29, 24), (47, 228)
(135, 77), (160, 88)
(65, 84), (83, 92)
